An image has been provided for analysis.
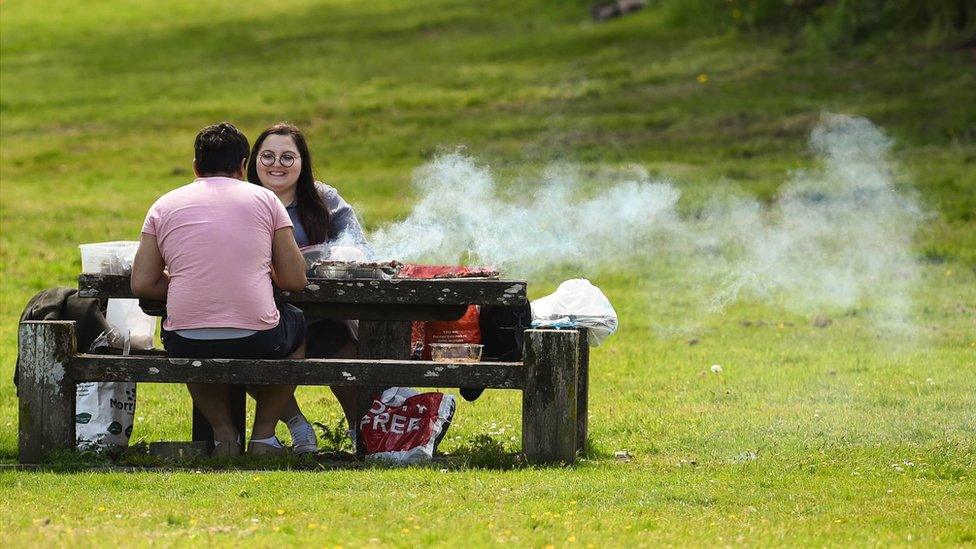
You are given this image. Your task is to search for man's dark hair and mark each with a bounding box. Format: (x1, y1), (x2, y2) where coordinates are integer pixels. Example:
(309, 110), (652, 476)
(194, 122), (250, 176)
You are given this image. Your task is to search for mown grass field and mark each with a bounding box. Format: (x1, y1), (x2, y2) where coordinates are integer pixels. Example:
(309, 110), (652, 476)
(1, 0), (974, 546)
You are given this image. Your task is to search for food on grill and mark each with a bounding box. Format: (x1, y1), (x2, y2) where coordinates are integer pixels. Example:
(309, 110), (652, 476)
(307, 260), (400, 280)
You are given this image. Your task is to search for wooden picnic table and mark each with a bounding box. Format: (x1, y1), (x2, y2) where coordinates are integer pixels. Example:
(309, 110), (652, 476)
(18, 273), (587, 464)
(77, 273), (541, 455)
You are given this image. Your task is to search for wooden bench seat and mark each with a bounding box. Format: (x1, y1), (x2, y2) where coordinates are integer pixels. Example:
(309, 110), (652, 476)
(18, 320), (586, 466)
(69, 355), (525, 388)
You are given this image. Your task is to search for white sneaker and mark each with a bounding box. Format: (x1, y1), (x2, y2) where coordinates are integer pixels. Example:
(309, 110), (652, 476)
(289, 420), (318, 455)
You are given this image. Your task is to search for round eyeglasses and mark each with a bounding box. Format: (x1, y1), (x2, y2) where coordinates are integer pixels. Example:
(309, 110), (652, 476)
(258, 150), (299, 168)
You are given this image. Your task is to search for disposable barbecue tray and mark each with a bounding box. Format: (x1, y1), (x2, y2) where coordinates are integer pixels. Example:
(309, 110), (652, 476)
(307, 260), (399, 280)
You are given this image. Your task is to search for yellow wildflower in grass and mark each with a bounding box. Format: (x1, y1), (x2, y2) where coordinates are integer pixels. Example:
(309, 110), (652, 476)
(309, 523), (318, 529)
(276, 509), (285, 516)
(568, 535), (577, 542)
(697, 73), (709, 84)
(401, 528), (411, 534)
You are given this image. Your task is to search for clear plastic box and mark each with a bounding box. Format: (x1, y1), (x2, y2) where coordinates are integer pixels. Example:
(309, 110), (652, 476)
(429, 343), (483, 363)
(78, 241), (140, 274)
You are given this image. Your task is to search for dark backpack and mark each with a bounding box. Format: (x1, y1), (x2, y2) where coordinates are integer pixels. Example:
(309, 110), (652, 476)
(459, 304), (532, 401)
(478, 304), (533, 361)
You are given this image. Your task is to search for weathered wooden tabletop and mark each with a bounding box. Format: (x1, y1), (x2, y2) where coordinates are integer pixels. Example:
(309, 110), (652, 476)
(78, 273), (528, 321)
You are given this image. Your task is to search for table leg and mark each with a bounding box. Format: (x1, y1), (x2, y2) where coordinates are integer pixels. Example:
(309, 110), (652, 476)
(192, 385), (246, 453)
(522, 329), (579, 464)
(355, 320), (411, 458)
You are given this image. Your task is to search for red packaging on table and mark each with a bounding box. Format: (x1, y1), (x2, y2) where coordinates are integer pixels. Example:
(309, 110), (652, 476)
(399, 265), (492, 359)
(423, 304), (481, 359)
(396, 264), (498, 279)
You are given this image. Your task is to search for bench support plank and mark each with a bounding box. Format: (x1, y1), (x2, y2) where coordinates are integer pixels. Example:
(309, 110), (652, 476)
(18, 321), (77, 464)
(68, 355), (524, 387)
(522, 329), (578, 464)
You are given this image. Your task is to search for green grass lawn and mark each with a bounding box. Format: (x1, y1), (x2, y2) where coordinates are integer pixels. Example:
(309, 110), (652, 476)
(1, 0), (974, 546)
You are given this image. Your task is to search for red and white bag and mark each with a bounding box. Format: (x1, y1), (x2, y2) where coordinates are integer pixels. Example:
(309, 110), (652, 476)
(361, 387), (456, 464)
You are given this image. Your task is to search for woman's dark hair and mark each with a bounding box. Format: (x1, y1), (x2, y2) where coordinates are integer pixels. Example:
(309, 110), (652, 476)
(194, 122), (249, 176)
(247, 123), (330, 245)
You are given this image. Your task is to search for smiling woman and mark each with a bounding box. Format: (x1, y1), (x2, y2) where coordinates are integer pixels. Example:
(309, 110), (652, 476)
(246, 123), (374, 447)
(247, 125), (329, 246)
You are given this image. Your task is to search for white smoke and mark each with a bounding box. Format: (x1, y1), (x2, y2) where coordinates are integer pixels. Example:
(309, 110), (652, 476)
(371, 156), (680, 270)
(369, 114), (923, 331)
(701, 114), (921, 322)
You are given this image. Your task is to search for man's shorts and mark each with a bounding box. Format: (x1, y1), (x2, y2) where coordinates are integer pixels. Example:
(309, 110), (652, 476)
(162, 303), (307, 359)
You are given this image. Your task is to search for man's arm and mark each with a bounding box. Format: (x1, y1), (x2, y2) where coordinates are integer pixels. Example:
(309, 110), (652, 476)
(271, 227), (308, 291)
(130, 233), (169, 299)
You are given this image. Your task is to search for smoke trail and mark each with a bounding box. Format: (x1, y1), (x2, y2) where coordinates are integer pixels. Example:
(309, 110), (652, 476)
(370, 156), (680, 272)
(694, 114), (921, 326)
(369, 114), (922, 330)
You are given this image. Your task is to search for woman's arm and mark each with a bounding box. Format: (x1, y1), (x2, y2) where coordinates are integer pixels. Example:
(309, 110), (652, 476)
(319, 183), (374, 257)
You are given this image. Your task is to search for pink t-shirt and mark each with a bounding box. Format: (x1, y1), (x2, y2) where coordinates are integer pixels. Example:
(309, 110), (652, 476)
(142, 177), (293, 331)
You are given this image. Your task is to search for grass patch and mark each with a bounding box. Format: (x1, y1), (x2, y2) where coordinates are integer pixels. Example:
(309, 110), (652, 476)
(1, 0), (974, 545)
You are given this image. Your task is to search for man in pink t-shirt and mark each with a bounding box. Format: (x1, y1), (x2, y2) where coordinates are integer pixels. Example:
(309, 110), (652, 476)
(131, 122), (308, 457)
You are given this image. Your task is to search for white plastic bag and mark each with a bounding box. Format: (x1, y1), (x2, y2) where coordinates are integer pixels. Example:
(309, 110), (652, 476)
(75, 381), (136, 450)
(530, 279), (618, 347)
(106, 298), (156, 350)
(78, 319), (142, 450)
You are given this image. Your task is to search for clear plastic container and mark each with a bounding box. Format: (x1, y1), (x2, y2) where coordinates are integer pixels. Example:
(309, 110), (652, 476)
(310, 263), (395, 280)
(429, 343), (483, 363)
(79, 241), (140, 274)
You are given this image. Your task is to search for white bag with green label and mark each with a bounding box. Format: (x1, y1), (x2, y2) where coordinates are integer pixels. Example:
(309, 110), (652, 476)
(75, 381), (136, 450)
(74, 297), (152, 449)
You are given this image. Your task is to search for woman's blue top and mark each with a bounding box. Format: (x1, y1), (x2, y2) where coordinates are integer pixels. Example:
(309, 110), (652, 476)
(286, 182), (372, 255)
